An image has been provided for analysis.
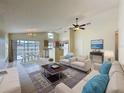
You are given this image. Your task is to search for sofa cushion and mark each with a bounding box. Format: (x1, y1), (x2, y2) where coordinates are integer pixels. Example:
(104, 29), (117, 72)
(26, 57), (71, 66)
(77, 56), (88, 62)
(71, 62), (85, 68)
(109, 62), (124, 78)
(61, 59), (70, 63)
(106, 72), (124, 93)
(61, 59), (70, 66)
(99, 62), (112, 74)
(69, 57), (77, 62)
(82, 74), (109, 93)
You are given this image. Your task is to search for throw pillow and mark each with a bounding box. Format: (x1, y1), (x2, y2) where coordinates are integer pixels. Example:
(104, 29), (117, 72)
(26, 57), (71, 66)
(99, 62), (112, 74)
(64, 55), (71, 59)
(82, 74), (109, 93)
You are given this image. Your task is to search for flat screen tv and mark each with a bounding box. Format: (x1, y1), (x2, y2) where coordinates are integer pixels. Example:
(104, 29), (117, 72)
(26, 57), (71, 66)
(91, 39), (103, 49)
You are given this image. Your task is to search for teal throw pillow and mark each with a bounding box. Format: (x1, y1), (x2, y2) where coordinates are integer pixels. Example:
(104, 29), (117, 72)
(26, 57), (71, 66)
(99, 62), (112, 74)
(82, 74), (109, 93)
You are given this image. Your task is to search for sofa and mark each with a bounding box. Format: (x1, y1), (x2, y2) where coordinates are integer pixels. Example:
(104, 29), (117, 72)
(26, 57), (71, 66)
(60, 56), (91, 72)
(60, 53), (74, 66)
(55, 61), (124, 93)
(0, 67), (21, 93)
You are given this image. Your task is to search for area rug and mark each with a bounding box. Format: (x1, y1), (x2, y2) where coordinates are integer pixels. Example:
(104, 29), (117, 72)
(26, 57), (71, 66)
(28, 67), (87, 93)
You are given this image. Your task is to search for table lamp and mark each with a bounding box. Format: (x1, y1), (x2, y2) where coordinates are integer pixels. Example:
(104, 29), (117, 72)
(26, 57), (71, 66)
(104, 50), (114, 61)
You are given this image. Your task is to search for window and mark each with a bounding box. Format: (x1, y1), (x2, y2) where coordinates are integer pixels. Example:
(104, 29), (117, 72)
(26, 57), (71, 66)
(17, 40), (40, 60)
(48, 42), (54, 48)
(48, 33), (54, 39)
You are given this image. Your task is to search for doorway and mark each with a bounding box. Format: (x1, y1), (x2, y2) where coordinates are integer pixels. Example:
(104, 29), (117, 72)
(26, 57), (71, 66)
(115, 31), (118, 61)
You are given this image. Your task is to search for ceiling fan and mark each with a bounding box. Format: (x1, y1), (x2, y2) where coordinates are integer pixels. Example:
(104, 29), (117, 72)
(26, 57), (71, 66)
(72, 18), (91, 31)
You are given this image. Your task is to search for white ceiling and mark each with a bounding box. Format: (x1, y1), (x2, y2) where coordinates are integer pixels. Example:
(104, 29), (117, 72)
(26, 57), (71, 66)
(0, 0), (119, 33)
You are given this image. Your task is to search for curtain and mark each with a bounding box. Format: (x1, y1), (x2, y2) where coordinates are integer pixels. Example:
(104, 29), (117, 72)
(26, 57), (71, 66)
(9, 40), (17, 62)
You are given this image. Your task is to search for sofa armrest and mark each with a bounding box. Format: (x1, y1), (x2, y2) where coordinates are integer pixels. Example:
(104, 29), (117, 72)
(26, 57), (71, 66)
(83, 59), (92, 71)
(84, 59), (91, 64)
(55, 83), (73, 93)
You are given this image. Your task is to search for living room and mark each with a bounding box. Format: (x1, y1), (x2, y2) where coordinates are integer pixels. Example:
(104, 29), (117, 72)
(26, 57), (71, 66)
(0, 0), (124, 93)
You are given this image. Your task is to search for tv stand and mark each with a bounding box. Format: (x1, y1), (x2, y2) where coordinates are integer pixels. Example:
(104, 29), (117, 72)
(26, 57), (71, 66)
(90, 51), (104, 63)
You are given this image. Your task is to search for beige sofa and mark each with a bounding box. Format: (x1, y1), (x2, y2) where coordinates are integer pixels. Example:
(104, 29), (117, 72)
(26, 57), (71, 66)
(60, 56), (91, 72)
(60, 58), (71, 66)
(59, 53), (74, 66)
(55, 61), (124, 93)
(0, 67), (21, 93)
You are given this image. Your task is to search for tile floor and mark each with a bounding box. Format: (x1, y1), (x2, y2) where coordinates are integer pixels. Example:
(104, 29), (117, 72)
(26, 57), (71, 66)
(17, 63), (38, 93)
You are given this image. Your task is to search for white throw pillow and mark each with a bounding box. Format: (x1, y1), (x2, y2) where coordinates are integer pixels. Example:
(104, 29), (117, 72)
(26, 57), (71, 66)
(106, 72), (124, 93)
(77, 57), (84, 62)
(70, 57), (77, 62)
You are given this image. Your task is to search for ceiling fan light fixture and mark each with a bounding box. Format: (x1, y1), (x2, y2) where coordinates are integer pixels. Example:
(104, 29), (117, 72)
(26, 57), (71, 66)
(72, 18), (91, 31)
(75, 27), (80, 30)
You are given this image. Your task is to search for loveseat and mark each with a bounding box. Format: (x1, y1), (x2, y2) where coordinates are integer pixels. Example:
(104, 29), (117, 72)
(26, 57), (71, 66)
(60, 56), (91, 72)
(55, 61), (124, 93)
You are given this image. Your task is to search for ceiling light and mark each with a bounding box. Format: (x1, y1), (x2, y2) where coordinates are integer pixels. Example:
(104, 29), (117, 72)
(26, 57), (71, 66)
(74, 27), (80, 30)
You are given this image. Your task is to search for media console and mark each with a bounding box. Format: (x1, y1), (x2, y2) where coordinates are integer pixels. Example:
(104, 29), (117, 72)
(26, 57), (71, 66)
(90, 51), (104, 63)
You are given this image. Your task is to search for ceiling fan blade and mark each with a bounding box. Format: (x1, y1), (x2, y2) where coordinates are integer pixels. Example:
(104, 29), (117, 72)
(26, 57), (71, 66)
(73, 24), (76, 27)
(80, 24), (86, 27)
(80, 22), (91, 27)
(80, 28), (85, 30)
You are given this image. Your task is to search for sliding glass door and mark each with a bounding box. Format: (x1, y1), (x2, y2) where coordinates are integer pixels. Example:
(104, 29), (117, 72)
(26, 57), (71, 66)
(16, 40), (40, 60)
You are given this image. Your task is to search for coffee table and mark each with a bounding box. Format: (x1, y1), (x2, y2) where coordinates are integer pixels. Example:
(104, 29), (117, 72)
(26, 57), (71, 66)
(42, 63), (68, 83)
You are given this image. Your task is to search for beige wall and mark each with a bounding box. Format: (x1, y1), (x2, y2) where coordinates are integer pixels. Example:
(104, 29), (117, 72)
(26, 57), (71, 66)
(0, 15), (8, 61)
(119, 0), (124, 66)
(0, 33), (8, 60)
(74, 8), (118, 57)
(69, 28), (75, 53)
(59, 8), (118, 59)
(59, 30), (75, 53)
(0, 31), (6, 59)
(59, 31), (69, 41)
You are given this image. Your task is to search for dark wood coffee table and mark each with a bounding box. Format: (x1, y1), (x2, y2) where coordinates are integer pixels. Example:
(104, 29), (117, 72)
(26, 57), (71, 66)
(42, 63), (68, 83)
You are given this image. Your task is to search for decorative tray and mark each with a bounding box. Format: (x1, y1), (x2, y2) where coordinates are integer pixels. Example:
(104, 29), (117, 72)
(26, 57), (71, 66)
(51, 64), (60, 69)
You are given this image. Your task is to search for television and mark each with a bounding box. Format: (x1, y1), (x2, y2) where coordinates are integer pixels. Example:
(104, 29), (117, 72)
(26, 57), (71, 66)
(91, 39), (103, 49)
